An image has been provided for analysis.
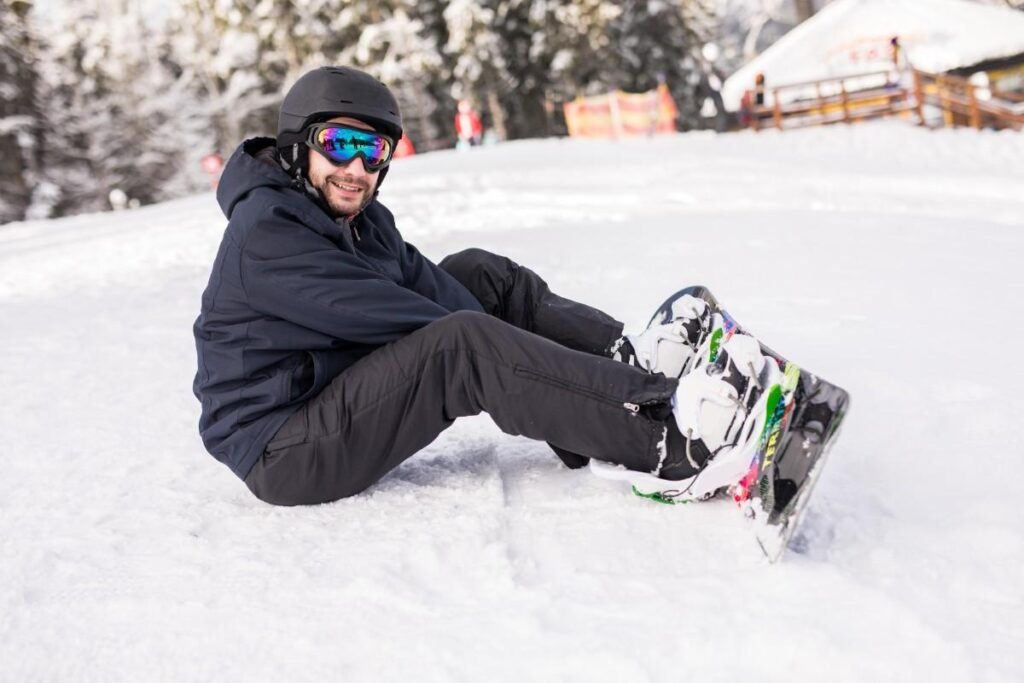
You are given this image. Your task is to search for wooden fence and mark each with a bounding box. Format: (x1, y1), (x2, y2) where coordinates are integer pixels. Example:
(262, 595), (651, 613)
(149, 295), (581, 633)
(744, 69), (1024, 132)
(913, 70), (1024, 131)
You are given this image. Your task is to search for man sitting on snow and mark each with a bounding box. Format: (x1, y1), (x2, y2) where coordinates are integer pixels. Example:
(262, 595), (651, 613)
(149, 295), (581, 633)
(192, 66), (765, 505)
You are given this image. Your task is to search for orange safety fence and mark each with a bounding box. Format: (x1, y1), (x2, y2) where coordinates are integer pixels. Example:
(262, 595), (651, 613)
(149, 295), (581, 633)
(564, 84), (678, 138)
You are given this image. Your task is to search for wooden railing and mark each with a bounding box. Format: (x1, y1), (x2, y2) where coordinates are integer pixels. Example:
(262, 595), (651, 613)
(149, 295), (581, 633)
(744, 69), (1024, 132)
(913, 70), (1024, 131)
(746, 70), (915, 131)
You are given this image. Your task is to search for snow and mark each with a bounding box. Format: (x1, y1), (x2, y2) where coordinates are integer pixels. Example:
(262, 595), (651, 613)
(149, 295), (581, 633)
(2, 121), (1022, 681)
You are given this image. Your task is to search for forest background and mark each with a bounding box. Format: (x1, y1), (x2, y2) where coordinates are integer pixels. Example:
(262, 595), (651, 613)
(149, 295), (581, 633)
(1, 0), (1021, 223)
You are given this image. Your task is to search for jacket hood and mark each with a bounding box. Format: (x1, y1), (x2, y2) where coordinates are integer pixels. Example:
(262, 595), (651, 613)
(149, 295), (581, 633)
(216, 138), (293, 219)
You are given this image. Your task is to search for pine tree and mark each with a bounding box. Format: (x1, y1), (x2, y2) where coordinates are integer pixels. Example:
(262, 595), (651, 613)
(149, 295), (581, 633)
(147, 14), (216, 201)
(595, 0), (706, 129)
(333, 0), (451, 151)
(37, 0), (198, 216)
(0, 0), (42, 223)
(444, 0), (513, 139)
(32, 2), (104, 216)
(168, 0), (287, 150)
(487, 0), (562, 139)
(441, 0), (718, 139)
(406, 0), (461, 150)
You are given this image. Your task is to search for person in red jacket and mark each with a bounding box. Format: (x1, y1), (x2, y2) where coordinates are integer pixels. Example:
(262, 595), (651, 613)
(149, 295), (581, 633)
(454, 99), (483, 147)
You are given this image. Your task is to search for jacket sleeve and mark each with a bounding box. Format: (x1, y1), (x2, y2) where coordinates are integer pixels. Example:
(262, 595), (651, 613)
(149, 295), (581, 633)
(400, 240), (484, 313)
(239, 212), (468, 345)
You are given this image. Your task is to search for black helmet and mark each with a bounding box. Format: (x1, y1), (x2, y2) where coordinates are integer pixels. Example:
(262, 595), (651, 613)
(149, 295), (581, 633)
(277, 66), (403, 147)
(276, 66), (404, 190)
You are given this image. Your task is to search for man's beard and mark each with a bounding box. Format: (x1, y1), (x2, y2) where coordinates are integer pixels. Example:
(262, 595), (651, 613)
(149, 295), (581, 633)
(311, 171), (374, 217)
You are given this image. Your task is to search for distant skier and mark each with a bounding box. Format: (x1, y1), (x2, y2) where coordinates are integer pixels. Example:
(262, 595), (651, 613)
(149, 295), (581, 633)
(192, 66), (770, 506)
(754, 72), (766, 107)
(884, 35), (917, 90)
(454, 99), (483, 148)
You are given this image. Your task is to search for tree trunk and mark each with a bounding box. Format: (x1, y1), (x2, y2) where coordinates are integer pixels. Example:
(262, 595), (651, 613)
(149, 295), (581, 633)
(793, 0), (816, 23)
(486, 87), (508, 141)
(0, 133), (29, 223)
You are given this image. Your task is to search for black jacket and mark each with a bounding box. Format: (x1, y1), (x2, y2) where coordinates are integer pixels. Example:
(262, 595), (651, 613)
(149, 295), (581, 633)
(193, 138), (483, 479)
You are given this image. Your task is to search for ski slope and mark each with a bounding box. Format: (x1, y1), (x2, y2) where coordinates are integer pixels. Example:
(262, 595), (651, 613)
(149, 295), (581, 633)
(2, 121), (1022, 682)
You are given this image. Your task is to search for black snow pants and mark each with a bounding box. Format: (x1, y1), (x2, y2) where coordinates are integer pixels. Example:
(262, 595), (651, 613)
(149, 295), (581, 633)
(244, 248), (678, 506)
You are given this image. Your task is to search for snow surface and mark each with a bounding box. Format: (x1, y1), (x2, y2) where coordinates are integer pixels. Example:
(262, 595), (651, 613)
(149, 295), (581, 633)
(2, 121), (1022, 682)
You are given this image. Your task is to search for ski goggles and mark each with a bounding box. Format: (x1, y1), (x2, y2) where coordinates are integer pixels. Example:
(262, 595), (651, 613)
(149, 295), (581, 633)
(306, 123), (395, 172)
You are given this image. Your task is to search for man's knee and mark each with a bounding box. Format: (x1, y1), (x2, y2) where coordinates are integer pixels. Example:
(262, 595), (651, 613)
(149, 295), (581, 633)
(412, 311), (516, 359)
(245, 450), (374, 506)
(439, 248), (509, 285)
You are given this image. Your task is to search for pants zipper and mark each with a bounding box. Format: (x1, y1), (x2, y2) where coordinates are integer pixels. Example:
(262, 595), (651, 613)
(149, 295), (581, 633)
(515, 366), (651, 416)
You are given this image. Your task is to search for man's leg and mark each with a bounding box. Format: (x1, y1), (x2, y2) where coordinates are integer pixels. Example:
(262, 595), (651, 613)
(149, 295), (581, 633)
(440, 248), (623, 356)
(440, 248), (626, 468)
(244, 311), (676, 506)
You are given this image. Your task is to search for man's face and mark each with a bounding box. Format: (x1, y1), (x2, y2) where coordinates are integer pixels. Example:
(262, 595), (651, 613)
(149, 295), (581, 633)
(307, 116), (380, 217)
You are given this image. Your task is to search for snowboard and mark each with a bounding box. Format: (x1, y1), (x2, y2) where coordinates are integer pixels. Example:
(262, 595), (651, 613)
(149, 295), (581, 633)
(595, 286), (850, 562)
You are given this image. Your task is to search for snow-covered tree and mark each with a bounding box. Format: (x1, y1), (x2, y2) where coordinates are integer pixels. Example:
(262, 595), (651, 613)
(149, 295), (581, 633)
(600, 0), (720, 129)
(149, 17), (218, 200)
(712, 0), (829, 75)
(404, 0), (461, 148)
(37, 0), (200, 216)
(165, 0), (450, 152)
(487, 0), (568, 138)
(16, 0), (776, 222)
(444, 0), (571, 140)
(544, 0), (712, 130)
(443, 0), (718, 138)
(443, 0), (513, 139)
(0, 0), (42, 223)
(328, 1), (450, 151)
(167, 0), (290, 149)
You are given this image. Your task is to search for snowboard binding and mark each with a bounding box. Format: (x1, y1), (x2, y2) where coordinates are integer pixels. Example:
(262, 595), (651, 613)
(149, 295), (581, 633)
(595, 286), (850, 561)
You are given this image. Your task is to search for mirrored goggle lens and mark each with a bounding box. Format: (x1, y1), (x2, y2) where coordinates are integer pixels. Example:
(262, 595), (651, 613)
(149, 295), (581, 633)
(313, 125), (393, 170)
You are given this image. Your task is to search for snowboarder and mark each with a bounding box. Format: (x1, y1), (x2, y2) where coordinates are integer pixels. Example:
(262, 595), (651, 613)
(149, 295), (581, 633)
(192, 66), (768, 506)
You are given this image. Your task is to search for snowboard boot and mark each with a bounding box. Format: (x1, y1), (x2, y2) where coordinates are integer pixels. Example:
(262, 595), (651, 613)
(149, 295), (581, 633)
(609, 294), (712, 378)
(591, 332), (783, 503)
